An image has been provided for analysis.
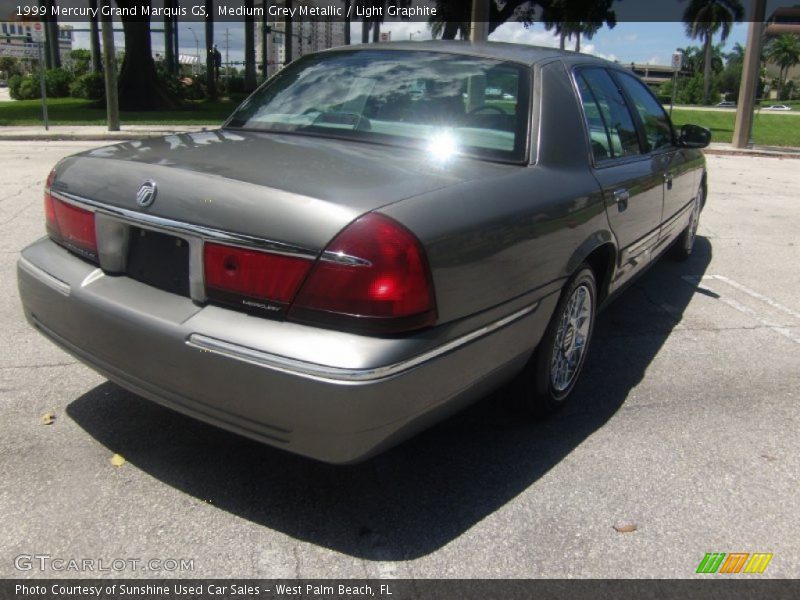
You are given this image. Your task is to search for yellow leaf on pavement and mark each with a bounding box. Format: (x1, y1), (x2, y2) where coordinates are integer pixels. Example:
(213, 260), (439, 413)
(110, 453), (126, 467)
(613, 521), (638, 533)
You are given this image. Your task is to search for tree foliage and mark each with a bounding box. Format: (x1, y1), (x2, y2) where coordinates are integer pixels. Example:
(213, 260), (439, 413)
(430, 0), (538, 40)
(662, 42), (760, 103)
(765, 34), (800, 99)
(682, 0), (744, 104)
(0, 57), (22, 78)
(428, 0), (616, 49)
(540, 0), (616, 51)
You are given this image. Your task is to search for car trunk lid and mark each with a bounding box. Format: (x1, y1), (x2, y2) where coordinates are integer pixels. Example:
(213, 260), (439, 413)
(53, 129), (517, 252)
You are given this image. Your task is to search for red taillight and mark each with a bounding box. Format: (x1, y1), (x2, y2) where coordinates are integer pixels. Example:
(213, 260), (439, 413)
(289, 213), (436, 333)
(45, 178), (98, 261)
(44, 193), (58, 235)
(204, 243), (312, 312)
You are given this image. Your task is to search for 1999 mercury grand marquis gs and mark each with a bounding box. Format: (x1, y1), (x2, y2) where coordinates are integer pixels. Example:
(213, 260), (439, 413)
(17, 42), (710, 463)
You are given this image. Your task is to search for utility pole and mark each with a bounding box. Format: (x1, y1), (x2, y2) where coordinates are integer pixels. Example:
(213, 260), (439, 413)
(188, 27), (199, 76)
(224, 28), (231, 79)
(470, 0), (489, 42)
(100, 0), (119, 132)
(669, 51), (682, 117)
(262, 0), (269, 81)
(285, 0), (293, 64)
(31, 23), (48, 130)
(205, 0), (216, 99)
(244, 1), (256, 90)
(44, 0), (61, 68)
(172, 5), (180, 74)
(733, 0), (767, 148)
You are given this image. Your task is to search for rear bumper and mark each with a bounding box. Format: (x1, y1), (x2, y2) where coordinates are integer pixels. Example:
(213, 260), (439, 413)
(18, 238), (556, 463)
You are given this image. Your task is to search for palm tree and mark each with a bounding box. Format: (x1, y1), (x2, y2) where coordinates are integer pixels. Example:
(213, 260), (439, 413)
(682, 0), (744, 104)
(429, 0), (537, 40)
(244, 0), (256, 91)
(344, 0), (351, 45)
(572, 21), (603, 52)
(541, 1), (616, 52)
(114, 0), (177, 110)
(427, 0), (465, 40)
(205, 0), (216, 98)
(677, 45), (704, 75)
(765, 34), (800, 99)
(725, 41), (745, 65)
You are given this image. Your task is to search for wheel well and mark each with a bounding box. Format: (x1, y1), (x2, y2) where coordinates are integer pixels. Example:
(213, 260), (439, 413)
(583, 243), (615, 304)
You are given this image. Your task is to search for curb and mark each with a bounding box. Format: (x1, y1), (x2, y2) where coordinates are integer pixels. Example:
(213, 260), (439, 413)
(0, 134), (180, 141)
(0, 127), (216, 142)
(705, 148), (800, 159)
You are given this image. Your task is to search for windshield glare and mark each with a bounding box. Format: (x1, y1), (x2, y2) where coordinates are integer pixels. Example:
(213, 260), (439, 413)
(226, 50), (530, 163)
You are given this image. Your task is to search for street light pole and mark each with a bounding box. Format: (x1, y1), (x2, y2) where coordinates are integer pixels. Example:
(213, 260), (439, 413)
(37, 41), (49, 131)
(224, 28), (230, 80)
(188, 27), (199, 76)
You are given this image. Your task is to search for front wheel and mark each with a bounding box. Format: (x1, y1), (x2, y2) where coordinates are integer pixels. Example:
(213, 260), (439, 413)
(511, 265), (597, 417)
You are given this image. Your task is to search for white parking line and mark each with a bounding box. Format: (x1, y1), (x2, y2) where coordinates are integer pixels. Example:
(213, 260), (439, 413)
(711, 274), (800, 321)
(682, 275), (800, 345)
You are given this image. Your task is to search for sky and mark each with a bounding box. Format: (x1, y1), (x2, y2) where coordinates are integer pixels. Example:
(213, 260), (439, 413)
(70, 20), (751, 68)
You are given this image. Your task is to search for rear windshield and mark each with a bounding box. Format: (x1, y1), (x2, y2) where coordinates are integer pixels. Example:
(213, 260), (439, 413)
(225, 50), (530, 163)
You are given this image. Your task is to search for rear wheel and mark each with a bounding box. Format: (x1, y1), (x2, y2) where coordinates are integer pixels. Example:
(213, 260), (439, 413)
(511, 265), (597, 417)
(671, 185), (703, 261)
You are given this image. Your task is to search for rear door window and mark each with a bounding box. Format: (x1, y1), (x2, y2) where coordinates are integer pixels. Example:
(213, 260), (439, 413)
(576, 68), (642, 161)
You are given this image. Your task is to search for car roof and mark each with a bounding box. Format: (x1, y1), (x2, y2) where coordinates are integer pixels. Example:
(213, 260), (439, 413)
(320, 40), (613, 68)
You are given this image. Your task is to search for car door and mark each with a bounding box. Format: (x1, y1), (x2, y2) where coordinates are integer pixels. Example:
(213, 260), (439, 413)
(612, 70), (698, 251)
(574, 67), (664, 289)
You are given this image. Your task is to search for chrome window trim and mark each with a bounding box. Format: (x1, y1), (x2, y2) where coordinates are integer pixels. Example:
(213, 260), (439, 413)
(50, 190), (319, 260)
(186, 302), (539, 383)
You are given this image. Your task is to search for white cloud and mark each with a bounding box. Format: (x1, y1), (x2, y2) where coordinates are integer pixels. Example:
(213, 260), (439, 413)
(488, 23), (561, 47)
(581, 44), (617, 62)
(487, 23), (618, 62)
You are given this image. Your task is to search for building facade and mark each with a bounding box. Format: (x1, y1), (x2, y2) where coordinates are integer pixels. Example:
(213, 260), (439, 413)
(0, 21), (73, 64)
(765, 7), (800, 90)
(256, 17), (346, 79)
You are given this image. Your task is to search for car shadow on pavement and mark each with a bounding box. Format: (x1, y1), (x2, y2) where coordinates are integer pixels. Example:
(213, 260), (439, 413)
(67, 238), (712, 561)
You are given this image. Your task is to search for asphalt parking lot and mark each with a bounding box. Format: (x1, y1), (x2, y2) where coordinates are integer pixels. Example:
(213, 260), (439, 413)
(1, 141), (798, 579)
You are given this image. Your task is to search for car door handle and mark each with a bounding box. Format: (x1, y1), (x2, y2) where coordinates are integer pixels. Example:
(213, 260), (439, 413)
(665, 172), (674, 189)
(613, 188), (629, 211)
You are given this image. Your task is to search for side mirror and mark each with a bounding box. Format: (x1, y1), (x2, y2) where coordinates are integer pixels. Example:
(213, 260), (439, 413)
(678, 124), (711, 149)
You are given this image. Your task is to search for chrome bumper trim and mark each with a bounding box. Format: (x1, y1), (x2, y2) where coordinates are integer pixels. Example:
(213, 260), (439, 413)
(50, 190), (319, 260)
(18, 257), (71, 296)
(186, 302), (539, 383)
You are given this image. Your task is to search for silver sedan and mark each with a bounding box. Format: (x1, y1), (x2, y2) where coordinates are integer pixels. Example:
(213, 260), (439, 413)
(18, 42), (710, 463)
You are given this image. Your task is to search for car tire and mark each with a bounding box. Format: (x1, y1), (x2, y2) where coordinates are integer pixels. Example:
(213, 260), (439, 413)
(671, 185), (703, 262)
(511, 265), (597, 417)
